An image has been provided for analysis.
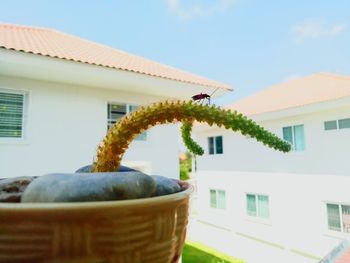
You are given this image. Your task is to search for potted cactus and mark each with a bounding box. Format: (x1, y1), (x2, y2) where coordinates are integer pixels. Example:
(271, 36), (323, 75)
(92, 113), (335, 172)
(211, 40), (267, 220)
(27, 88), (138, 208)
(0, 100), (290, 263)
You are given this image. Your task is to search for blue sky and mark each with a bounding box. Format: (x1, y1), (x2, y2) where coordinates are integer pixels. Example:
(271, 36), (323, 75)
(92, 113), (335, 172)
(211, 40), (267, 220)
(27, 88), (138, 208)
(1, 0), (349, 105)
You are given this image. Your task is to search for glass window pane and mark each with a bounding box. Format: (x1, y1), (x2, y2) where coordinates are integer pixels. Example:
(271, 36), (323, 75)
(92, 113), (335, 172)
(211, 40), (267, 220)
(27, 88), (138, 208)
(110, 104), (127, 114)
(208, 137), (214, 154)
(293, 125), (305, 151)
(246, 194), (257, 216)
(282, 127), (293, 145)
(210, 190), (217, 208)
(258, 195), (270, 219)
(135, 132), (147, 141)
(327, 204), (341, 231)
(324, 120), (337, 130)
(108, 103), (126, 119)
(128, 105), (138, 112)
(0, 92), (24, 138)
(215, 136), (223, 154)
(217, 190), (226, 209)
(339, 118), (350, 129)
(109, 112), (125, 120)
(108, 103), (126, 130)
(342, 205), (350, 233)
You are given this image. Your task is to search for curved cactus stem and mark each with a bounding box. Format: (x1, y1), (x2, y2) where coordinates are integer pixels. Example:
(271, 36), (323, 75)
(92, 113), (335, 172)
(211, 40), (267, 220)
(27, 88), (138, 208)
(92, 100), (291, 172)
(181, 121), (204, 156)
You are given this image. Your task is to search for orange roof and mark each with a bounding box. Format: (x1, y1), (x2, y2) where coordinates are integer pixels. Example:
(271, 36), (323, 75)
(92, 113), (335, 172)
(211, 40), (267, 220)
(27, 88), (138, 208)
(322, 241), (350, 263)
(335, 247), (350, 263)
(228, 72), (350, 116)
(0, 23), (231, 91)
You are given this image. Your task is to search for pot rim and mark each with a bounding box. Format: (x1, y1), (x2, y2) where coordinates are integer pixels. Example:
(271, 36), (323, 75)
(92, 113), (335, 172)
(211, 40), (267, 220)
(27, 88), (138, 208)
(0, 183), (193, 211)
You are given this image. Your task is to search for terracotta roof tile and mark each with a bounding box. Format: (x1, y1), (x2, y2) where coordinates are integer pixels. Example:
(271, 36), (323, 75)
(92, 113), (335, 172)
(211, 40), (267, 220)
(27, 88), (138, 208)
(320, 240), (350, 263)
(334, 243), (350, 263)
(227, 72), (350, 115)
(0, 23), (231, 90)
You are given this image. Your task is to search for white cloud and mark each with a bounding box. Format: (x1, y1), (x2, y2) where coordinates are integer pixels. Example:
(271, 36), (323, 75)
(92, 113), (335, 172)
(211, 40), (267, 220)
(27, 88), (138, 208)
(291, 21), (346, 43)
(166, 0), (237, 20)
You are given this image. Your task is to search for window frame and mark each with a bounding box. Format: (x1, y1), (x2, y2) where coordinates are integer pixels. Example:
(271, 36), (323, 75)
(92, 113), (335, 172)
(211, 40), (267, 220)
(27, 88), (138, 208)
(209, 188), (226, 210)
(324, 118), (350, 131)
(107, 101), (147, 141)
(282, 124), (305, 151)
(326, 202), (350, 234)
(0, 89), (28, 142)
(246, 193), (270, 220)
(208, 135), (223, 155)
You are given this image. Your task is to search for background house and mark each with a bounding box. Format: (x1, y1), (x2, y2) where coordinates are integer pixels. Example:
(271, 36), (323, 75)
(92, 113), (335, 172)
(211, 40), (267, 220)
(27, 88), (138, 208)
(191, 73), (350, 262)
(0, 23), (231, 179)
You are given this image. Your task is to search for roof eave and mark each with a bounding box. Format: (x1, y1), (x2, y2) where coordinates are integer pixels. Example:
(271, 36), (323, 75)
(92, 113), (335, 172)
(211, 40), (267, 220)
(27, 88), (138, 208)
(0, 48), (231, 100)
(235, 96), (350, 122)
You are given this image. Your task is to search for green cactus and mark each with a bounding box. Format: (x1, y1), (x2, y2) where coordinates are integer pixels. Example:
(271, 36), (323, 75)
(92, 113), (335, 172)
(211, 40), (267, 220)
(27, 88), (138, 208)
(92, 100), (291, 172)
(181, 121), (204, 156)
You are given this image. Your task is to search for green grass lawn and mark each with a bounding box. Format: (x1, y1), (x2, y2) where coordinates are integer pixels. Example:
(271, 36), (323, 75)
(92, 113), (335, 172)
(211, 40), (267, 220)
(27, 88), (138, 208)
(182, 241), (245, 263)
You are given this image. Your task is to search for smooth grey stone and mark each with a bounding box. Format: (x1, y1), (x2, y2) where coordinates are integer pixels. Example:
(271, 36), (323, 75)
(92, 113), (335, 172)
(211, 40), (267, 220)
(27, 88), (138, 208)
(0, 176), (35, 202)
(152, 175), (181, 196)
(21, 172), (156, 203)
(75, 165), (137, 173)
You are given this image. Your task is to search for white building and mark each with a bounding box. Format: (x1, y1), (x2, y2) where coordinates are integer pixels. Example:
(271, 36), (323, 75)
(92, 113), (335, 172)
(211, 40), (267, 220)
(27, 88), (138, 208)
(192, 73), (350, 262)
(0, 23), (230, 179)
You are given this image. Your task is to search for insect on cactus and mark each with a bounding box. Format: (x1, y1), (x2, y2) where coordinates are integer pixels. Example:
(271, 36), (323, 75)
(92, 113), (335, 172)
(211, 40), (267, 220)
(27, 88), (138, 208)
(92, 100), (291, 172)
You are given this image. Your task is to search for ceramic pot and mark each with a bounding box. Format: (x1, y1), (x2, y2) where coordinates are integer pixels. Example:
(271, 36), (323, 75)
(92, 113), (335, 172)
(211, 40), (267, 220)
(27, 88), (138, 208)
(0, 184), (192, 263)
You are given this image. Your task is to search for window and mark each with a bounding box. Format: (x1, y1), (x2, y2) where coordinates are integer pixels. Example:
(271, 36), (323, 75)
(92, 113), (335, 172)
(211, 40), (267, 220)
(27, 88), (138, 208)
(324, 118), (350, 131)
(339, 118), (350, 129)
(324, 120), (337, 130)
(327, 203), (350, 233)
(107, 103), (147, 141)
(208, 136), (223, 154)
(246, 194), (269, 219)
(0, 90), (26, 139)
(210, 189), (226, 209)
(282, 125), (305, 151)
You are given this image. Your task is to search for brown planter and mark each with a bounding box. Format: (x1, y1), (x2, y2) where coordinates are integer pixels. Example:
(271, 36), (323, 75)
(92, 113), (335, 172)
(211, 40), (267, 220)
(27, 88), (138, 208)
(0, 184), (192, 263)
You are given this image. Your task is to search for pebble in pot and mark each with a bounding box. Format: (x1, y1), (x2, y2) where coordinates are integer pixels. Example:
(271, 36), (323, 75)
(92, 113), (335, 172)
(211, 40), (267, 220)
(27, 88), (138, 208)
(21, 171), (183, 203)
(21, 172), (157, 203)
(0, 176), (36, 202)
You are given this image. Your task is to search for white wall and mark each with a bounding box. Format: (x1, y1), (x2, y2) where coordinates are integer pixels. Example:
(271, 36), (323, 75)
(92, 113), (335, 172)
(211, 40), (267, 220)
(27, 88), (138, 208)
(195, 105), (350, 176)
(191, 104), (350, 259)
(195, 171), (350, 259)
(0, 75), (179, 179)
